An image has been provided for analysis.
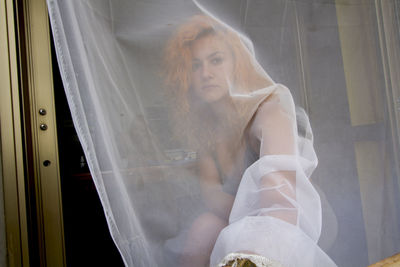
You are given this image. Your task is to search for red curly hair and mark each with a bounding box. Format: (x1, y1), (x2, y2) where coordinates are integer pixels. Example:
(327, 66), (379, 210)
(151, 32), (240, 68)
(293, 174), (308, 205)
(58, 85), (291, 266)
(163, 14), (273, 114)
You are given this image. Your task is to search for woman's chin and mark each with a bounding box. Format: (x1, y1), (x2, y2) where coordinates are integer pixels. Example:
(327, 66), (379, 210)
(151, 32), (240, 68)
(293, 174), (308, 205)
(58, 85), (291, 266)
(199, 92), (230, 104)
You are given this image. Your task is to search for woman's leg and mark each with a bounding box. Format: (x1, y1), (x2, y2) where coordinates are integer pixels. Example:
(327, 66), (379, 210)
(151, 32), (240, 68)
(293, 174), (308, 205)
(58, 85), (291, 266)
(180, 212), (227, 267)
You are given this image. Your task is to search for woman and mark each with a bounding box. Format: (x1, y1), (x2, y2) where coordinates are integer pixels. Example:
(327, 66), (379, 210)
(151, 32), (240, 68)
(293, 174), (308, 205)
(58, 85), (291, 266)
(164, 14), (332, 267)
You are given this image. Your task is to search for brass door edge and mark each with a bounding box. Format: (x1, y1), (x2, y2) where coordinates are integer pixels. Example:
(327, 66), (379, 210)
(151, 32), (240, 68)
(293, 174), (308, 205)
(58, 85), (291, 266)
(19, 0), (66, 265)
(0, 0), (30, 266)
(369, 252), (400, 266)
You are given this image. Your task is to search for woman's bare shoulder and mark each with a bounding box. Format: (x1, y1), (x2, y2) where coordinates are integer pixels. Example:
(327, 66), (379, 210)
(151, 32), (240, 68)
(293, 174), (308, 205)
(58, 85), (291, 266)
(249, 94), (287, 139)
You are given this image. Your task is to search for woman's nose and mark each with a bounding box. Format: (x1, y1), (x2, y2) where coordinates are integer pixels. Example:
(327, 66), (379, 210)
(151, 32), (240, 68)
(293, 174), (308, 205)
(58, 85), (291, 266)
(201, 63), (213, 80)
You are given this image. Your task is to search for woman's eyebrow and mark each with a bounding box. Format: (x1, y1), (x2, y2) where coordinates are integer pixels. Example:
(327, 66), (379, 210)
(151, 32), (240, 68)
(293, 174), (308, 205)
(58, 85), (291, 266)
(192, 51), (224, 61)
(207, 51), (224, 59)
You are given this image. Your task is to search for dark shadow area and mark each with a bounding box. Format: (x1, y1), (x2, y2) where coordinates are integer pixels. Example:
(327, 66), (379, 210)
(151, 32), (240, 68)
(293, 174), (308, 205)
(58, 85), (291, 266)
(51, 33), (124, 267)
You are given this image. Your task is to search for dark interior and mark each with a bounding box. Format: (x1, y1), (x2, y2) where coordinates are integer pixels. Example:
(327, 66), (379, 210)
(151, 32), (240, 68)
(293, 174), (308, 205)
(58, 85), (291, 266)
(51, 35), (124, 267)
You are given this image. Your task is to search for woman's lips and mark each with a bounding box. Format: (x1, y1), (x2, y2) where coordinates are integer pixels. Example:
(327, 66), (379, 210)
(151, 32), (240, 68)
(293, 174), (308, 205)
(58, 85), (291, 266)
(202, 85), (219, 90)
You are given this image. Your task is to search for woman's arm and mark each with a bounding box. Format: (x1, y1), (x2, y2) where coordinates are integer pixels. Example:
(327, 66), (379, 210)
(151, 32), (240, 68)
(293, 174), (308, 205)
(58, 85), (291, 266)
(198, 155), (235, 221)
(211, 89), (334, 267)
(250, 94), (295, 156)
(249, 94), (298, 224)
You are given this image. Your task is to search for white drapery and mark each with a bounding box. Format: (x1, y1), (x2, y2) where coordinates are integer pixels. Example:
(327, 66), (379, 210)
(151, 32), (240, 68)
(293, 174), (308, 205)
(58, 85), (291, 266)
(47, 0), (400, 266)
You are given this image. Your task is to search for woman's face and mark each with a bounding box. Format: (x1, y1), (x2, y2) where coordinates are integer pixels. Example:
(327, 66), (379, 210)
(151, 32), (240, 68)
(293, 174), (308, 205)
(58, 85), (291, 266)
(190, 34), (234, 103)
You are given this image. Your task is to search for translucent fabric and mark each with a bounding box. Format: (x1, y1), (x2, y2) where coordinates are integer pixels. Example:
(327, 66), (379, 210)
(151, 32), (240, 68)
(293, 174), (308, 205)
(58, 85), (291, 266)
(47, 0), (400, 266)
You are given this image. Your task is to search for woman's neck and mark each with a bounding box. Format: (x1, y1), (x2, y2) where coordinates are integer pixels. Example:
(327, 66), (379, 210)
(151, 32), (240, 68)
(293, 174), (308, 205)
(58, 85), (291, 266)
(209, 94), (235, 121)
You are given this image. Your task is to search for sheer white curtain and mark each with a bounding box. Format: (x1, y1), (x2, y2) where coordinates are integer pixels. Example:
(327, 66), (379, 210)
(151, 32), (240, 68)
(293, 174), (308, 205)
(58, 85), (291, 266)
(47, 0), (400, 266)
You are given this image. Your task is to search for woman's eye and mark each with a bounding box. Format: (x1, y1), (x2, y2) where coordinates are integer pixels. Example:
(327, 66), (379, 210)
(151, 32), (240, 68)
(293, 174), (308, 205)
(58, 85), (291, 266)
(211, 57), (223, 65)
(192, 62), (201, 71)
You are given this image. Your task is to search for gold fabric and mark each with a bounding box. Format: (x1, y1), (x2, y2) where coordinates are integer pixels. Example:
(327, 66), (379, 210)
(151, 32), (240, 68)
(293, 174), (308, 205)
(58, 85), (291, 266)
(222, 257), (257, 267)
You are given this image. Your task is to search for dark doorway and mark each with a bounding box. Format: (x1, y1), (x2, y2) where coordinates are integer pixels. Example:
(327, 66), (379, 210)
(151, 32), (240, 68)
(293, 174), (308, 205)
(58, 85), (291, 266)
(51, 35), (124, 267)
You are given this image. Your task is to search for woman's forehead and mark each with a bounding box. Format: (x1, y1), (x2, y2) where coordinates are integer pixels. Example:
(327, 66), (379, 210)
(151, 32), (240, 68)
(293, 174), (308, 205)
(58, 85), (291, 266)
(191, 35), (230, 60)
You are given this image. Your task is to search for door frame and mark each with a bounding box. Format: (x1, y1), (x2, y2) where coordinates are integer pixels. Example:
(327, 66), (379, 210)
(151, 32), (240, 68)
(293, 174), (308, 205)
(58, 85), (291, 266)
(1, 0), (65, 266)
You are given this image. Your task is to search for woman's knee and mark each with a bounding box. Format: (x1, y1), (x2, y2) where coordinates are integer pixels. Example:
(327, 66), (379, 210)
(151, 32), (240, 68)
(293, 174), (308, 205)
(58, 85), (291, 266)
(187, 212), (227, 249)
